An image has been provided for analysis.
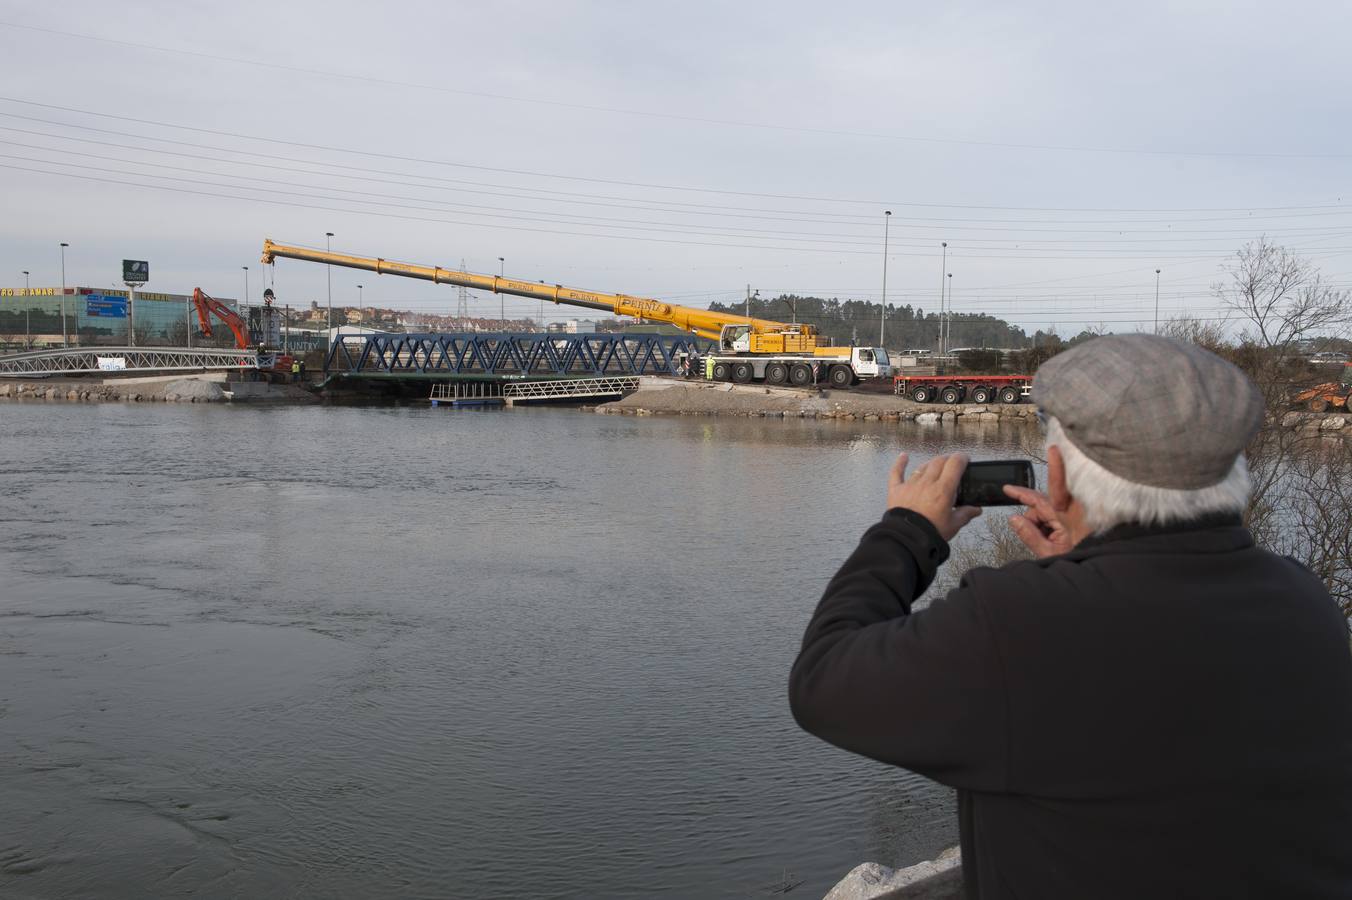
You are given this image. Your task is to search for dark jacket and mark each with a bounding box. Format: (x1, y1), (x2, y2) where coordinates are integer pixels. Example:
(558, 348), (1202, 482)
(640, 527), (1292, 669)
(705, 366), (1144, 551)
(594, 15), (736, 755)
(789, 508), (1352, 899)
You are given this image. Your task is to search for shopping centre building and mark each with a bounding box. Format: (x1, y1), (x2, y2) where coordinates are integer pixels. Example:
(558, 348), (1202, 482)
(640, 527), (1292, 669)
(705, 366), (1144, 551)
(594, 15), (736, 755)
(0, 285), (240, 350)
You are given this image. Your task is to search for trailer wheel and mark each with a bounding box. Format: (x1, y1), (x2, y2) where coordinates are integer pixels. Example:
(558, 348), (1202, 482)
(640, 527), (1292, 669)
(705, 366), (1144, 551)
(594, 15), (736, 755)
(765, 362), (789, 385)
(712, 362), (731, 381)
(970, 386), (992, 404)
(732, 362), (755, 383)
(999, 386), (1020, 404)
(789, 363), (813, 386)
(828, 365), (853, 388)
(911, 386), (932, 403)
(941, 386), (962, 404)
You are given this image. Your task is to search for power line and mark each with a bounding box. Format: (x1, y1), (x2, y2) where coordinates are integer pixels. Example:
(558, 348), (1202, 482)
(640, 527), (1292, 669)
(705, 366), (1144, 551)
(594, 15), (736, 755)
(15, 160), (1324, 262)
(11, 148), (1352, 258)
(4, 21), (1350, 161)
(2, 96), (1350, 211)
(18, 142), (1352, 248)
(8, 113), (1352, 231)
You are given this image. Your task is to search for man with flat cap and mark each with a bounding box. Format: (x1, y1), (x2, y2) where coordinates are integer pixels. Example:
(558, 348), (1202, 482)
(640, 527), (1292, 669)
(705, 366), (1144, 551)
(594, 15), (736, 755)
(790, 334), (1352, 899)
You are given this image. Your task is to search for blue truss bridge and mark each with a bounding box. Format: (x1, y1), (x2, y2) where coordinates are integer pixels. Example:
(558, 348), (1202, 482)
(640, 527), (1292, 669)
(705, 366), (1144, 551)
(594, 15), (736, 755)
(325, 332), (709, 379)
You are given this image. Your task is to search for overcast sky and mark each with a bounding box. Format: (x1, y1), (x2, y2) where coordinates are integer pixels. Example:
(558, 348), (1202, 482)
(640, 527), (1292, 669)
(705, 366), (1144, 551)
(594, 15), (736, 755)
(2, 0), (1350, 336)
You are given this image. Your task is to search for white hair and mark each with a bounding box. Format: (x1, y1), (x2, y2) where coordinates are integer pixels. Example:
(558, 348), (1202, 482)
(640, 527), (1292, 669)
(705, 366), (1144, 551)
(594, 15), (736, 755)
(1045, 417), (1250, 534)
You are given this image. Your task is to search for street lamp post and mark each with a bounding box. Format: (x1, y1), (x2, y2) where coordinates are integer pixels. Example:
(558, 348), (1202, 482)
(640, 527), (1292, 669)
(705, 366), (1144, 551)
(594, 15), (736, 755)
(1153, 268), (1161, 334)
(358, 284), (363, 309)
(59, 242), (68, 347)
(497, 257), (505, 327)
(240, 266), (249, 349)
(325, 232), (335, 333)
(946, 273), (954, 355)
(880, 210), (892, 347)
(21, 270), (29, 348)
(937, 242), (947, 358)
(20, 269), (30, 350)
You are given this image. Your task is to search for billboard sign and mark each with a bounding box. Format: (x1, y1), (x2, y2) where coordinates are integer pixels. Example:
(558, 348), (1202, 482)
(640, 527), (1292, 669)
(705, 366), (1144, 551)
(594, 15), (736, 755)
(96, 357), (127, 371)
(122, 259), (149, 283)
(86, 295), (128, 318)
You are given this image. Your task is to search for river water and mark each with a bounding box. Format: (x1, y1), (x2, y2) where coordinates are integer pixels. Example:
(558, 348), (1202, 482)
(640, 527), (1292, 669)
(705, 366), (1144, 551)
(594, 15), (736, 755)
(0, 403), (1030, 899)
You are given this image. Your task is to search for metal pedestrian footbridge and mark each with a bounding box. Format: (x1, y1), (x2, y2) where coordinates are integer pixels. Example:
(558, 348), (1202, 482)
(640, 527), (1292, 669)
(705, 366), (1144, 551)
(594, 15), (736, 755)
(327, 332), (705, 377)
(429, 376), (641, 407)
(504, 376), (639, 401)
(0, 346), (258, 377)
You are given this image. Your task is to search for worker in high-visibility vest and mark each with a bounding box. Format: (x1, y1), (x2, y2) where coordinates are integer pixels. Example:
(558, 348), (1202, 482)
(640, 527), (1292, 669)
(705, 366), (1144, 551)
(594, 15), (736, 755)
(704, 357), (715, 380)
(291, 359), (301, 383)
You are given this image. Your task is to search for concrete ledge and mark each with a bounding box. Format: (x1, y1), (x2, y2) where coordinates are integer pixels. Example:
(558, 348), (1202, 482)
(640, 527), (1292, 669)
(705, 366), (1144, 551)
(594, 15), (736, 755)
(101, 372), (228, 386)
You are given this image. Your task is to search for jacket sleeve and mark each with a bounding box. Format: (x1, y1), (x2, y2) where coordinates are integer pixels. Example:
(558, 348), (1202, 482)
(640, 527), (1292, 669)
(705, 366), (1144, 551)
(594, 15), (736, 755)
(788, 507), (1010, 792)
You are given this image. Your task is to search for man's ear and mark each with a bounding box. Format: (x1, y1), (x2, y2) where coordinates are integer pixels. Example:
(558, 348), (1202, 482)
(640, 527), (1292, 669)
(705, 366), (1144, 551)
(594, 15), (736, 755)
(1047, 444), (1073, 513)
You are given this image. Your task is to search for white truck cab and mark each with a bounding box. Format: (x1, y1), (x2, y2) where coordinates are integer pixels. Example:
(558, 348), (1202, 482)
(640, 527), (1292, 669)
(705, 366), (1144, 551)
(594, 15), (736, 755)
(852, 347), (892, 379)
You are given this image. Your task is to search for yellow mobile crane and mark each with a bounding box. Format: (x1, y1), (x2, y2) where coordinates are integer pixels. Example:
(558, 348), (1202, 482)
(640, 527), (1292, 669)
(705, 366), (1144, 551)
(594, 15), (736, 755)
(260, 240), (892, 388)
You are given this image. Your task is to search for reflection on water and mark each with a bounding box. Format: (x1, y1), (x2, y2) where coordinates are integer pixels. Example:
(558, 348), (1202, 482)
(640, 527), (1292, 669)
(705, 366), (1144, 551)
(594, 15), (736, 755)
(0, 403), (1029, 898)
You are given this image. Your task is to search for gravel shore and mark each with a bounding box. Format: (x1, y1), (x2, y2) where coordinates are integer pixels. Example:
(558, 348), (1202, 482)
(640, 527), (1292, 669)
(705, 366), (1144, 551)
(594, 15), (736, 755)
(593, 378), (1040, 425)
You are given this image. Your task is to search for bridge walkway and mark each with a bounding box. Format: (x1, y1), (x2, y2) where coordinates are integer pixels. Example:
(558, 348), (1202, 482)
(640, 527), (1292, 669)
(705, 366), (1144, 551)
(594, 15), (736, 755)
(0, 346), (258, 377)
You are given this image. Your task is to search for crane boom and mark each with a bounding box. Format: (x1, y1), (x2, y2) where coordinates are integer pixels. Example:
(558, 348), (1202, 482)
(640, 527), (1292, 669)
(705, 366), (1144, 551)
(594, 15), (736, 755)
(260, 240), (812, 346)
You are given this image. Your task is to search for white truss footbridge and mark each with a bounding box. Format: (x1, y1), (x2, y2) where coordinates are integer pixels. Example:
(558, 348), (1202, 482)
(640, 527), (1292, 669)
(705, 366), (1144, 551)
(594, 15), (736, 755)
(0, 346), (259, 378)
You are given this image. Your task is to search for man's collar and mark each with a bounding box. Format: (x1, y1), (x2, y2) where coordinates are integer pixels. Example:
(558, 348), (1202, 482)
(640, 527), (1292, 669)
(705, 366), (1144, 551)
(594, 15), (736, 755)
(1067, 512), (1250, 557)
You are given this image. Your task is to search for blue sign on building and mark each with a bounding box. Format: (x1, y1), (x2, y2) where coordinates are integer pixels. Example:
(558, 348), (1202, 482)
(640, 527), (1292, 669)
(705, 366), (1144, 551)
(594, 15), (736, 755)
(86, 295), (128, 318)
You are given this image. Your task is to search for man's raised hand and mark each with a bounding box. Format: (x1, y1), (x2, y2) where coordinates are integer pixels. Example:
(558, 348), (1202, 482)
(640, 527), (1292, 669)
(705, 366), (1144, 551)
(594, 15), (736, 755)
(887, 452), (982, 542)
(1004, 483), (1074, 558)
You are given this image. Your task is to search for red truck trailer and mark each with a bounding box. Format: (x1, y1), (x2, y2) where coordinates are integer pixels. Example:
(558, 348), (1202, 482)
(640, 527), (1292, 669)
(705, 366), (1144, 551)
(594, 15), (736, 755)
(894, 374), (1032, 405)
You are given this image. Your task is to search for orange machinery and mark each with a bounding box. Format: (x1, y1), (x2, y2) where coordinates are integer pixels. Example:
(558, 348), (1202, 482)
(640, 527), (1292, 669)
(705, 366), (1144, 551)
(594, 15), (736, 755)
(1292, 363), (1352, 412)
(191, 287), (294, 377)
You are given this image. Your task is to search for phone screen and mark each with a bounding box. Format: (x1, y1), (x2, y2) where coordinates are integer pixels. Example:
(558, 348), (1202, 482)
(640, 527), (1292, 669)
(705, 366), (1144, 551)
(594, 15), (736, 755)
(956, 460), (1035, 507)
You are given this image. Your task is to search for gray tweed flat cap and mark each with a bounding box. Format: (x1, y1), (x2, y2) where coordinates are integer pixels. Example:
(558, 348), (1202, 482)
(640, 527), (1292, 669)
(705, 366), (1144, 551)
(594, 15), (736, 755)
(1032, 334), (1262, 490)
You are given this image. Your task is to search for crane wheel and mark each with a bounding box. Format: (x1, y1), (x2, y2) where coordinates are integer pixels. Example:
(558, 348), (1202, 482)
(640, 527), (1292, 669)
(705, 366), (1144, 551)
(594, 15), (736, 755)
(765, 363), (789, 385)
(941, 386), (962, 404)
(712, 362), (731, 381)
(828, 365), (852, 388)
(999, 386), (1020, 404)
(1308, 398), (1330, 413)
(789, 364), (813, 386)
(911, 386), (931, 403)
(970, 387), (992, 404)
(732, 362), (755, 383)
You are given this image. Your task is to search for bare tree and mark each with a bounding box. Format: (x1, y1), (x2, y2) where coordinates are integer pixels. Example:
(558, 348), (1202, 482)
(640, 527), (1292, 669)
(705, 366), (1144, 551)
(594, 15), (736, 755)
(1217, 238), (1348, 357)
(1159, 315), (1229, 354)
(929, 516), (1033, 599)
(1279, 445), (1352, 616)
(1208, 241), (1352, 611)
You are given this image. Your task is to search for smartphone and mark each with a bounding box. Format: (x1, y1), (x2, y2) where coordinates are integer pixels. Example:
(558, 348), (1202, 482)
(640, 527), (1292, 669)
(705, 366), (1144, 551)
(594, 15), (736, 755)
(956, 460), (1036, 507)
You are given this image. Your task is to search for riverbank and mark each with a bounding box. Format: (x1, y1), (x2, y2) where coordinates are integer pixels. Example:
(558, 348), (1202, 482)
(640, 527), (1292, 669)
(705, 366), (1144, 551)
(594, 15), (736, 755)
(0, 374), (318, 404)
(593, 378), (1038, 424)
(593, 378), (1352, 437)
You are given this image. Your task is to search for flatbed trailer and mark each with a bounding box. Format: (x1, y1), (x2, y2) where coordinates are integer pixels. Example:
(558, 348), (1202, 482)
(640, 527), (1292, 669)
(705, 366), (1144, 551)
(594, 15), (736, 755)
(894, 374), (1032, 405)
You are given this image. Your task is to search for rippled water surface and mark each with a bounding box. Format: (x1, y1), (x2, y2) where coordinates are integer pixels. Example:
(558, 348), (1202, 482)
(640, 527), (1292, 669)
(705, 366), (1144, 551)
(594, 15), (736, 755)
(0, 403), (1029, 898)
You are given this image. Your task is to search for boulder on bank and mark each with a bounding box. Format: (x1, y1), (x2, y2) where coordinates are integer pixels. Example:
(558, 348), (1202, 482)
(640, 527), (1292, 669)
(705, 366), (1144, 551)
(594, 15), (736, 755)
(163, 379), (226, 403)
(823, 848), (963, 900)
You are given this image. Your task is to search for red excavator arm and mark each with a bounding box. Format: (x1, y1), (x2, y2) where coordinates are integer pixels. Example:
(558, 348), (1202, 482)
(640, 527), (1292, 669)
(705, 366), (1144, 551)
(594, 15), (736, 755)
(192, 288), (251, 350)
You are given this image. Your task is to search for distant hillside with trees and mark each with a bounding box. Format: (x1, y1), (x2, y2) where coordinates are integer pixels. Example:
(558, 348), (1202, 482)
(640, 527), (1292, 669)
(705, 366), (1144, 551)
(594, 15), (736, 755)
(705, 293), (1098, 351)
